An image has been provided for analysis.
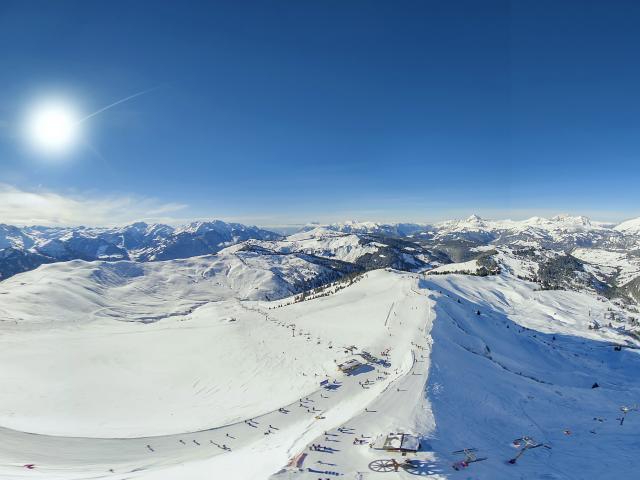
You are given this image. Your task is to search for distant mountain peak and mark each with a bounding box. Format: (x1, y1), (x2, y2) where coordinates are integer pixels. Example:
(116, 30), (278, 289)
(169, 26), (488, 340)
(465, 214), (484, 222)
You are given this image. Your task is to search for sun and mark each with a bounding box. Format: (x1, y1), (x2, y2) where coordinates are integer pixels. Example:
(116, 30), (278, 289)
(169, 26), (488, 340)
(23, 98), (82, 156)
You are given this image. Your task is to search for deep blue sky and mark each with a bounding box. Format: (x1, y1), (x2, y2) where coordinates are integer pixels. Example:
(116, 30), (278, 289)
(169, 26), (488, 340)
(0, 0), (639, 226)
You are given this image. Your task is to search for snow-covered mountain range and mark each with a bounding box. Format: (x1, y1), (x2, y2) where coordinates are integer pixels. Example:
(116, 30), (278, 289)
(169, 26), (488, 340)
(0, 220), (280, 280)
(2, 214), (640, 305)
(320, 214), (630, 248)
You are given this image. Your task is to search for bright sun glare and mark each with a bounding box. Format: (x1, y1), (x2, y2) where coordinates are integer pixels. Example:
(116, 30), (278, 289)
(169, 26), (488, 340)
(23, 99), (82, 156)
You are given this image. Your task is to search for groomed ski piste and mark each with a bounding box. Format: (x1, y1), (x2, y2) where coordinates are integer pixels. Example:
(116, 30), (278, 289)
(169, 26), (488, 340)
(0, 256), (639, 479)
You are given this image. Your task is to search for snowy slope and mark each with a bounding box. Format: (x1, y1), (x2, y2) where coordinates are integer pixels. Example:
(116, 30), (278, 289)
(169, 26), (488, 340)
(0, 248), (348, 327)
(247, 226), (443, 272)
(0, 225), (35, 250)
(422, 274), (640, 479)
(0, 259), (384, 438)
(428, 259), (481, 275)
(275, 273), (639, 480)
(614, 216), (640, 235)
(253, 227), (381, 263)
(572, 248), (640, 286)
(0, 269), (434, 480)
(1, 259), (639, 479)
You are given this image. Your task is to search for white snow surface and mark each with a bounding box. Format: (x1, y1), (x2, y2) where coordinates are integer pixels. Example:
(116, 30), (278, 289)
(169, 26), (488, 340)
(434, 214), (611, 238)
(0, 260), (639, 479)
(0, 249), (334, 327)
(251, 227), (380, 263)
(427, 259), (481, 275)
(614, 216), (640, 234)
(572, 248), (640, 286)
(0, 266), (436, 479)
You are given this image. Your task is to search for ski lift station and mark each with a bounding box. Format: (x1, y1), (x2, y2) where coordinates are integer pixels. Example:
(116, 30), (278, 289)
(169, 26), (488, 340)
(373, 432), (421, 453)
(337, 358), (363, 374)
(359, 351), (379, 363)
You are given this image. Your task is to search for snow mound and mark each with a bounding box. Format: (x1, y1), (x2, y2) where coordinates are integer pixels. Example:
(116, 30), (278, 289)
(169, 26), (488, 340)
(615, 217), (640, 235)
(254, 227), (380, 263)
(427, 259), (481, 275)
(0, 250), (340, 326)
